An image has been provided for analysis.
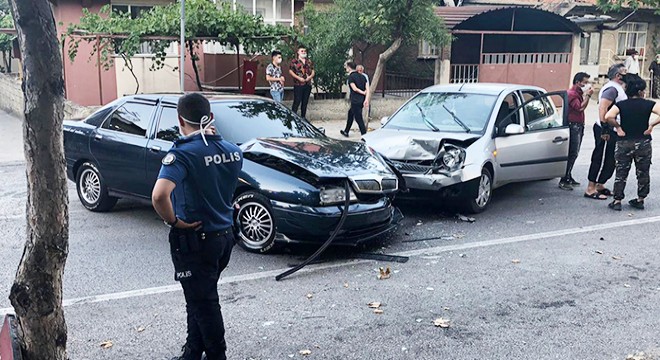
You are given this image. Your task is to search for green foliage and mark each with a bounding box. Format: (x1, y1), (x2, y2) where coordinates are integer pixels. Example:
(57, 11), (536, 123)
(598, 0), (660, 12)
(66, 0), (294, 72)
(0, 12), (13, 52)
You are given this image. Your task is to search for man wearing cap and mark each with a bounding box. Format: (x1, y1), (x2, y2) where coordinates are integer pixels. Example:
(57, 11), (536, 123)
(152, 93), (243, 360)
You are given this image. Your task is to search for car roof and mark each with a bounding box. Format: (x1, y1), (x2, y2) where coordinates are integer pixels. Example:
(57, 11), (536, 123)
(421, 83), (547, 96)
(121, 92), (273, 107)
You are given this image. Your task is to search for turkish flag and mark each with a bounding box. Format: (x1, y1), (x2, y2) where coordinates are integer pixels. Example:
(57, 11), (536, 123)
(241, 60), (258, 95)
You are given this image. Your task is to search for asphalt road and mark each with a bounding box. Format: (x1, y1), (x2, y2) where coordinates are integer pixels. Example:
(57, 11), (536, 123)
(2, 107), (660, 360)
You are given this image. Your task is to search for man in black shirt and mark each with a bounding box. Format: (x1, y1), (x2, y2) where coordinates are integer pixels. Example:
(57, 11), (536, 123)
(340, 62), (369, 136)
(604, 74), (660, 211)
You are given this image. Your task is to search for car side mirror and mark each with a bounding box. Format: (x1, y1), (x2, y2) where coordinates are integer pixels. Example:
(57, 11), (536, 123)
(504, 123), (525, 135)
(317, 127), (326, 135)
(380, 116), (388, 127)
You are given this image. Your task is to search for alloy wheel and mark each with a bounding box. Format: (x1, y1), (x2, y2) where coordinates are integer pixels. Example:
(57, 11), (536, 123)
(237, 201), (274, 248)
(79, 168), (101, 204)
(475, 173), (492, 208)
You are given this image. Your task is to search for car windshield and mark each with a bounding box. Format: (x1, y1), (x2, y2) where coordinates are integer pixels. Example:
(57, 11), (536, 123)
(211, 100), (324, 144)
(384, 92), (497, 133)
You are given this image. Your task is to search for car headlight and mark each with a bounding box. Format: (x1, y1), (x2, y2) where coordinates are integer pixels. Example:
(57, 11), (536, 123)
(320, 187), (358, 205)
(442, 147), (465, 169)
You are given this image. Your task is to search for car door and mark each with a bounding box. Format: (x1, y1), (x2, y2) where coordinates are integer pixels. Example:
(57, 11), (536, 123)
(145, 106), (178, 191)
(90, 101), (156, 196)
(494, 90), (569, 182)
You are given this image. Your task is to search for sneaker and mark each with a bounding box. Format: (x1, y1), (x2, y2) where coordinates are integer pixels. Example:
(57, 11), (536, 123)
(170, 345), (202, 360)
(629, 199), (645, 210)
(568, 178), (581, 186)
(558, 180), (574, 191)
(608, 201), (622, 211)
(339, 130), (349, 138)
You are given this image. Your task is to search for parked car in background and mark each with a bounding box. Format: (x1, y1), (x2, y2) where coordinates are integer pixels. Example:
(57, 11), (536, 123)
(363, 83), (569, 213)
(63, 94), (402, 253)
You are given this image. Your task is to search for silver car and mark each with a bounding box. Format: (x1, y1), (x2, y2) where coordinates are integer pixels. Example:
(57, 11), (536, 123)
(363, 83), (570, 213)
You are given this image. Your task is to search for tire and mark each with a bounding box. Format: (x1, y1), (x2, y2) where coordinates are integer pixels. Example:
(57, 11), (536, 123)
(76, 162), (118, 212)
(233, 191), (277, 254)
(462, 167), (493, 214)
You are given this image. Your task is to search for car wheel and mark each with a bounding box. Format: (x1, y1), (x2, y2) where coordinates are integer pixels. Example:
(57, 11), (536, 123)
(463, 168), (493, 214)
(233, 191), (277, 254)
(76, 162), (118, 212)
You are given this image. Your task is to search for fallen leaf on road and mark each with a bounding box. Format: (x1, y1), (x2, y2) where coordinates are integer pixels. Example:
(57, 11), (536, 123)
(433, 318), (451, 328)
(100, 341), (113, 349)
(368, 302), (381, 308)
(512, 259), (521, 264)
(378, 267), (391, 280)
(373, 309), (384, 314)
(595, 250), (604, 255)
(306, 293), (313, 299)
(612, 256), (622, 260)
(299, 349), (312, 356)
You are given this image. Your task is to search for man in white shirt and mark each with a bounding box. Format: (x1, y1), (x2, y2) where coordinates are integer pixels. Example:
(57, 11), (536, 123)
(624, 49), (640, 75)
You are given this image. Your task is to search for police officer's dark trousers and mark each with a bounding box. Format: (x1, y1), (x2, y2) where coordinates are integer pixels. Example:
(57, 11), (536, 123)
(588, 124), (618, 184)
(345, 102), (367, 135)
(613, 139), (652, 201)
(170, 228), (235, 360)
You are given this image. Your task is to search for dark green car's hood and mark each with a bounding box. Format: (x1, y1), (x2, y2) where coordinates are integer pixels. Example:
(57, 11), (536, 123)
(241, 137), (394, 180)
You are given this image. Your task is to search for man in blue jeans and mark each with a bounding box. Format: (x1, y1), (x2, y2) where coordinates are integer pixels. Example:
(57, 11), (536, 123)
(266, 50), (285, 102)
(559, 72), (593, 190)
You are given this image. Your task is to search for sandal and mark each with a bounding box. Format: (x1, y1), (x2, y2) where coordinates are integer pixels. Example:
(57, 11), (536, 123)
(597, 188), (613, 196)
(584, 192), (608, 200)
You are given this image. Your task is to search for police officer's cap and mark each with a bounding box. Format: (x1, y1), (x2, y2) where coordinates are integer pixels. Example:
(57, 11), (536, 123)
(178, 93), (211, 124)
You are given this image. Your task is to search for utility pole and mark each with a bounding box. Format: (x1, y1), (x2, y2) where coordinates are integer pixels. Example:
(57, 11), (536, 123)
(180, 0), (185, 92)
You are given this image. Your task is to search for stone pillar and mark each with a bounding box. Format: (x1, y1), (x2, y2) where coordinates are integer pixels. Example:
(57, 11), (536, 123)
(434, 43), (452, 85)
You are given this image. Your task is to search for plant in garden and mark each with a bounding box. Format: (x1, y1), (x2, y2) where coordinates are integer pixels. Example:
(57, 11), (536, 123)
(598, 0), (660, 11)
(66, 0), (293, 92)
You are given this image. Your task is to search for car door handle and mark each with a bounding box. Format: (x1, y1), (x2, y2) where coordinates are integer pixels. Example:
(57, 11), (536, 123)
(149, 145), (162, 152)
(552, 136), (568, 143)
(94, 134), (103, 141)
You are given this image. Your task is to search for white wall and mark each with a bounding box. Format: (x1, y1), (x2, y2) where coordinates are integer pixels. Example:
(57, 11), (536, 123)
(115, 56), (180, 98)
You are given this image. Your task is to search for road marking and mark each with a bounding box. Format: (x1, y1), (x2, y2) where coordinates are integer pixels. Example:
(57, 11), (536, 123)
(2, 215), (660, 316)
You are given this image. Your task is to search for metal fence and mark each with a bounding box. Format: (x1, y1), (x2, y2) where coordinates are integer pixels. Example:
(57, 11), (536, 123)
(381, 72), (435, 98)
(450, 64), (479, 84)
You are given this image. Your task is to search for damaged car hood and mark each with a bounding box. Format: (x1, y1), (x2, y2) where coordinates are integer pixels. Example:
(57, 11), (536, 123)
(362, 129), (480, 160)
(241, 137), (393, 179)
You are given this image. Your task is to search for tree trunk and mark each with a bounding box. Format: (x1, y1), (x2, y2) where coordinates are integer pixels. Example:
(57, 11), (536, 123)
(366, 37), (403, 128)
(188, 40), (203, 91)
(7, 1), (69, 360)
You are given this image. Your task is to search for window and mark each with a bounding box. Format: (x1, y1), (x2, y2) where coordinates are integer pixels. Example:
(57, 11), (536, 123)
(617, 22), (648, 56)
(111, 4), (155, 54)
(580, 32), (601, 65)
(232, 0), (293, 25)
(156, 107), (180, 142)
(521, 91), (561, 131)
(494, 92), (521, 135)
(419, 41), (439, 58)
(102, 102), (154, 137)
(84, 107), (114, 127)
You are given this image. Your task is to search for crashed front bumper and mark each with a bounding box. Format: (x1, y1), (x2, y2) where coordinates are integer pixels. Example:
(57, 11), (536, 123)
(398, 163), (482, 191)
(270, 198), (403, 246)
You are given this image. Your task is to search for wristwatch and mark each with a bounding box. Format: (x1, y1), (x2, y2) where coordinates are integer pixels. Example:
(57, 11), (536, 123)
(165, 217), (179, 227)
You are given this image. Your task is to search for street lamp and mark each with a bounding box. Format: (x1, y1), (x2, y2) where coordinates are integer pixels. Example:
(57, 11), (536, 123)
(180, 0), (185, 92)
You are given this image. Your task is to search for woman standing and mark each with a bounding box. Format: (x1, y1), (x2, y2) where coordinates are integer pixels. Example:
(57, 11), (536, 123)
(650, 54), (660, 99)
(604, 74), (660, 211)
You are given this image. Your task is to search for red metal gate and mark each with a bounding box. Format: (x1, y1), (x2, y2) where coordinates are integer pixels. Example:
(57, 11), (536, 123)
(479, 52), (572, 93)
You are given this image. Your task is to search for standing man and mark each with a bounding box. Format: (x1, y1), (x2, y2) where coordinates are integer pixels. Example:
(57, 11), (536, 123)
(289, 46), (315, 118)
(650, 54), (660, 99)
(152, 93), (243, 360)
(357, 64), (371, 119)
(559, 72), (594, 190)
(585, 63), (628, 200)
(624, 49), (640, 75)
(340, 62), (369, 137)
(266, 50), (285, 102)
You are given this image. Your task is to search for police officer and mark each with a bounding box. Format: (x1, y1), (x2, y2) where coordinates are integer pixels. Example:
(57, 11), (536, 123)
(152, 93), (243, 360)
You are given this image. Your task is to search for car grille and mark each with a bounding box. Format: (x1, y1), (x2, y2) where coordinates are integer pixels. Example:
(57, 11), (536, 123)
(351, 177), (398, 193)
(391, 161), (435, 174)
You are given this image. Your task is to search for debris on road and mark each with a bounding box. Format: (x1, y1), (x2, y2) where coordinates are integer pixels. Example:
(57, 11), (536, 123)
(378, 267), (391, 280)
(612, 256), (622, 260)
(100, 341), (113, 349)
(306, 293), (313, 299)
(368, 302), (381, 309)
(526, 221), (536, 225)
(624, 284), (631, 288)
(456, 214), (476, 223)
(512, 259), (521, 264)
(374, 309), (384, 314)
(433, 318), (451, 328)
(299, 349), (312, 356)
(459, 253), (467, 258)
(343, 282), (349, 288)
(595, 250), (604, 255)
(426, 287), (434, 291)
(136, 326), (146, 333)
